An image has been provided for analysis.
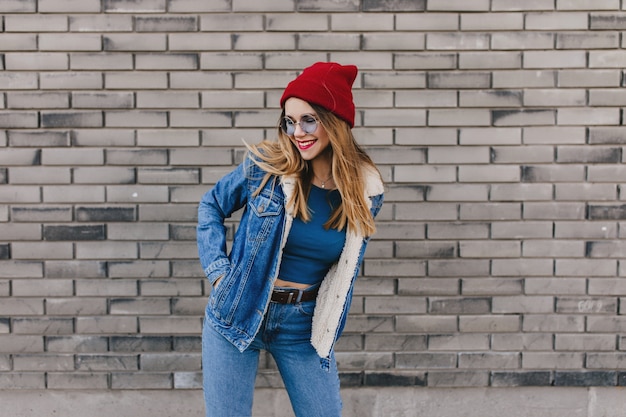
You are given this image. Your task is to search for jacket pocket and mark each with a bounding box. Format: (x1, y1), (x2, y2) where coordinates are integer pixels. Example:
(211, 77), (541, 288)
(210, 263), (239, 321)
(247, 193), (283, 242)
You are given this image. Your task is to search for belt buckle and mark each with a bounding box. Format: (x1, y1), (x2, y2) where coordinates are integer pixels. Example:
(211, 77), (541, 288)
(286, 289), (303, 304)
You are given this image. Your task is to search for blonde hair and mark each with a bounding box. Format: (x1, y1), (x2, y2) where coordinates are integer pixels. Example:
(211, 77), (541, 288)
(245, 104), (381, 236)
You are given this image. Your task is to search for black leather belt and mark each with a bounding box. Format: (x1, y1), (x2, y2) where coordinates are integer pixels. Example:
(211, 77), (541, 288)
(271, 287), (319, 304)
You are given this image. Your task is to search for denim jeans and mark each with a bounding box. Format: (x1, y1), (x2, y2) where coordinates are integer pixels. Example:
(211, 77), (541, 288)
(202, 296), (342, 417)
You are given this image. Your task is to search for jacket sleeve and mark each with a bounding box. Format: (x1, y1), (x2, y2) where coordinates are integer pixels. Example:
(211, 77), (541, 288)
(196, 159), (250, 286)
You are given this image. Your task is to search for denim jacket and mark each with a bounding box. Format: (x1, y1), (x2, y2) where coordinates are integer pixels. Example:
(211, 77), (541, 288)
(197, 153), (384, 364)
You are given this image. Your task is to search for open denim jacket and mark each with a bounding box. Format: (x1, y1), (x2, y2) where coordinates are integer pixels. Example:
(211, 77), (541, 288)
(197, 153), (384, 366)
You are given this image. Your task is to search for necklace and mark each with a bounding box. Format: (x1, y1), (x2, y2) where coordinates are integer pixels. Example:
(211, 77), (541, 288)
(313, 172), (333, 189)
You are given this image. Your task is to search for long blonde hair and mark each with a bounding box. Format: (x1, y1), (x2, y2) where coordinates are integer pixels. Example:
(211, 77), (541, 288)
(245, 104), (381, 236)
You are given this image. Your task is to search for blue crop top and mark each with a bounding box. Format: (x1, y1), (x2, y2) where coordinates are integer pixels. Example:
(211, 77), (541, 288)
(277, 185), (346, 285)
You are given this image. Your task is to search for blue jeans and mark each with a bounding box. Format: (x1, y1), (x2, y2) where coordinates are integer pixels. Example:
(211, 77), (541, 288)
(202, 296), (342, 417)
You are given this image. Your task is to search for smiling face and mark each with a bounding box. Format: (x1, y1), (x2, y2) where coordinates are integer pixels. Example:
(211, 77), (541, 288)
(283, 97), (331, 162)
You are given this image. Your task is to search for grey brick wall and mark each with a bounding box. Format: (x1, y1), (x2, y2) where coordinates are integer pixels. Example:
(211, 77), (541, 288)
(1, 0), (625, 393)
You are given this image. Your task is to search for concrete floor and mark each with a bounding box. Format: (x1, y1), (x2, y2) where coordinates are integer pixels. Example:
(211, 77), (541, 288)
(2, 387), (625, 417)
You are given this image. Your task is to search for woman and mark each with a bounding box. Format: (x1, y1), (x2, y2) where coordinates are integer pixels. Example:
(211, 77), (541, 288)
(197, 62), (384, 417)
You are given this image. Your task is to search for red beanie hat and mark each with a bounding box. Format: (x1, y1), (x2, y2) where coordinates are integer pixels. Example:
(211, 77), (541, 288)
(280, 62), (358, 128)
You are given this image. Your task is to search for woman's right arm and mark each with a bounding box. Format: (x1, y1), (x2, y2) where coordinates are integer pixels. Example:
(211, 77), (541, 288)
(196, 160), (250, 287)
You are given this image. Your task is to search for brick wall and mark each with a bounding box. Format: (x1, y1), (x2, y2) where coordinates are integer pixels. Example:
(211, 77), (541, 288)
(1, 0), (626, 393)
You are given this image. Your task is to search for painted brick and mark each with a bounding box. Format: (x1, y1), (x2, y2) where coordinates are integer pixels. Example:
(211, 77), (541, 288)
(135, 53), (198, 70)
(69, 14), (133, 32)
(0, 112), (38, 128)
(70, 53), (133, 70)
(13, 354), (74, 371)
(395, 165), (455, 183)
(9, 167), (71, 185)
(169, 33), (231, 51)
(299, 33), (361, 51)
(45, 261), (106, 279)
(493, 109), (556, 126)
(103, 0), (166, 12)
(43, 225), (105, 241)
(526, 50), (588, 69)
(5, 53), (69, 71)
(0, 186), (42, 204)
(557, 184), (617, 201)
(589, 89), (626, 106)
(39, 34), (102, 52)
(39, 0), (101, 12)
(265, 53), (329, 71)
(458, 166), (520, 182)
(427, 0), (489, 11)
(524, 202), (586, 220)
(10, 206), (71, 222)
(102, 34), (166, 52)
(169, 0), (230, 12)
(13, 318), (74, 334)
(135, 16), (197, 32)
(41, 111), (103, 128)
(0, 373), (45, 389)
(459, 203), (521, 221)
(588, 165), (626, 182)
(555, 371), (617, 387)
(75, 206), (135, 222)
(459, 240), (521, 258)
(492, 334), (552, 352)
(136, 91), (199, 109)
(0, 34), (37, 51)
(459, 52), (522, 70)
(104, 72), (168, 90)
(429, 109), (491, 127)
(0, 298), (45, 316)
(428, 72), (491, 89)
(5, 15), (68, 32)
(461, 13), (524, 31)
(557, 32), (619, 49)
(426, 33), (489, 51)
(41, 149), (104, 166)
(41, 72), (103, 90)
(72, 93), (134, 109)
(558, 108), (620, 125)
(459, 315), (521, 332)
(526, 12), (589, 30)
(199, 13), (263, 31)
(428, 371), (489, 387)
(0, 0), (36, 12)
(521, 165), (585, 182)
(0, 73), (38, 90)
(105, 111), (168, 127)
(12, 242), (73, 260)
(559, 69), (621, 87)
(0, 149), (40, 166)
(524, 88), (587, 107)
(64, 130), (123, 147)
(492, 371), (551, 387)
(331, 13), (394, 31)
(557, 0), (619, 10)
(460, 127), (521, 145)
(396, 352), (457, 369)
(46, 298), (107, 316)
(523, 127), (586, 145)
(492, 32), (554, 50)
(590, 12), (626, 29)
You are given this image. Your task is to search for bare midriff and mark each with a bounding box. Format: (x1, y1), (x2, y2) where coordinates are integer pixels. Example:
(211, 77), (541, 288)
(273, 278), (311, 290)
